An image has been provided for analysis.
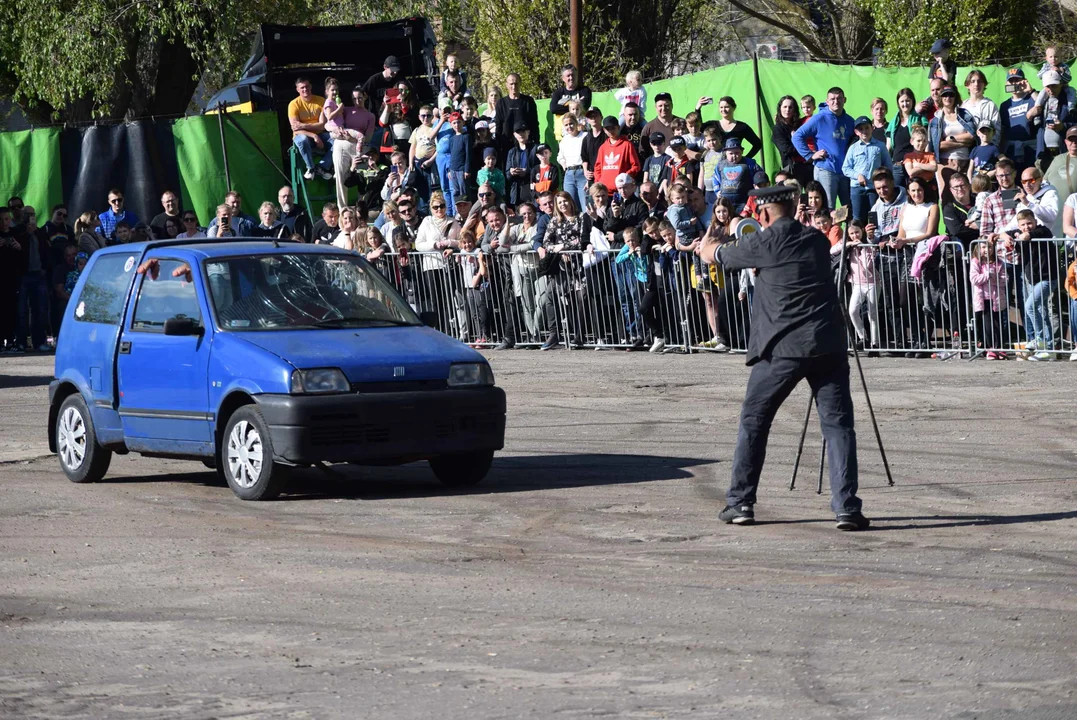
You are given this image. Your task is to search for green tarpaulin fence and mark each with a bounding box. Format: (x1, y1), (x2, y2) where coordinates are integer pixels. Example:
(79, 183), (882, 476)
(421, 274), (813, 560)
(0, 59), (1049, 221)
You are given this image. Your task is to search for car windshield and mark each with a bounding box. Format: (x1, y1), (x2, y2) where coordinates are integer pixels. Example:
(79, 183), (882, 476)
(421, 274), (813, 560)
(204, 253), (421, 330)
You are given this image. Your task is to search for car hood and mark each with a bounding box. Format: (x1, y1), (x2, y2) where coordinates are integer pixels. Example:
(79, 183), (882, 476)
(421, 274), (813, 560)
(234, 326), (486, 383)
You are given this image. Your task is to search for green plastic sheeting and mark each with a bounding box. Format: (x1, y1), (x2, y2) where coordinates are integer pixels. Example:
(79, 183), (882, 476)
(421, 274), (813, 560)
(538, 59), (1043, 178)
(0, 127), (63, 216)
(172, 112), (287, 225)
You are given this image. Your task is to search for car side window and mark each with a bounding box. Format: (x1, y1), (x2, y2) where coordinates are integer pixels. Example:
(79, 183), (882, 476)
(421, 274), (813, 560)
(74, 253), (139, 325)
(131, 259), (202, 332)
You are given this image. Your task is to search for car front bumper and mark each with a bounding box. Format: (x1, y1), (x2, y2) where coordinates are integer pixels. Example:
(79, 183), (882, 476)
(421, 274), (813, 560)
(256, 386), (506, 465)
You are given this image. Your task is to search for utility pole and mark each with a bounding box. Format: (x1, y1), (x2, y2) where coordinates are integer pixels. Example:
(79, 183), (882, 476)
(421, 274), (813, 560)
(570, 0), (583, 83)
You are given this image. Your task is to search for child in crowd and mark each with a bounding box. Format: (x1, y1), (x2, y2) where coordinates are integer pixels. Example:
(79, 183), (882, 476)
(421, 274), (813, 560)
(969, 123), (1000, 179)
(66, 252), (89, 297)
(644, 132), (671, 187)
(614, 226), (648, 347)
(615, 70), (648, 121)
(813, 208), (843, 246)
(795, 181), (828, 226)
(1038, 45), (1072, 86)
(740, 171), (771, 220)
(800, 95), (817, 155)
(1066, 258), (1077, 361)
(682, 111), (704, 152)
(505, 125), (536, 206)
(669, 117), (688, 148)
(477, 147), (506, 199)
(903, 125), (938, 197)
(836, 220), (879, 352)
(531, 144), (559, 197)
(712, 138), (759, 213)
(446, 112), (471, 214)
(698, 127), (723, 205)
(663, 137), (696, 195)
(970, 236), (1008, 359)
(439, 54), (468, 94)
(666, 184), (703, 251)
(967, 172), (992, 225)
(457, 229), (490, 345)
(928, 38), (956, 82)
(471, 120), (494, 185)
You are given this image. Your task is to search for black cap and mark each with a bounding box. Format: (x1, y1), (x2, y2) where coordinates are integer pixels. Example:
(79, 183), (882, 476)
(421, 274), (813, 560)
(602, 115), (620, 128)
(929, 38), (951, 55)
(384, 55), (401, 72)
(585, 106), (602, 119)
(513, 121), (530, 133)
(654, 92), (673, 103)
(939, 85), (958, 98)
(535, 143), (550, 154)
(648, 131), (666, 144)
(669, 136), (687, 148)
(752, 170), (770, 185)
(748, 185), (798, 205)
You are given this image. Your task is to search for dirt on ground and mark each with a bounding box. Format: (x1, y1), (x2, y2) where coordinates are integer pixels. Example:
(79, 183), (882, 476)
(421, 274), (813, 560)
(1, 351), (1076, 719)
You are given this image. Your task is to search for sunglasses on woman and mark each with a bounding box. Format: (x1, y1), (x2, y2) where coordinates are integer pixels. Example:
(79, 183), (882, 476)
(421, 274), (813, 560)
(183, 217), (197, 223)
(430, 203), (446, 210)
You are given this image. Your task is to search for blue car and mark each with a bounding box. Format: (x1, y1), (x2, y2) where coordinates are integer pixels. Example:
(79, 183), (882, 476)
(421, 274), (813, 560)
(48, 239), (506, 500)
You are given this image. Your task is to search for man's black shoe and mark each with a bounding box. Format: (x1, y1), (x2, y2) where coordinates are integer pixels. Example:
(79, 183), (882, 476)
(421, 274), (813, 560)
(540, 336), (561, 351)
(494, 339), (515, 350)
(835, 512), (870, 531)
(719, 504), (755, 525)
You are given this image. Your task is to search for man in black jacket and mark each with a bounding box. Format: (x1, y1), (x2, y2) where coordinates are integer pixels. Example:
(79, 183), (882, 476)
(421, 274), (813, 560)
(604, 173), (648, 245)
(496, 74), (539, 152)
(700, 185), (868, 531)
(277, 185), (313, 241)
(549, 64), (592, 120)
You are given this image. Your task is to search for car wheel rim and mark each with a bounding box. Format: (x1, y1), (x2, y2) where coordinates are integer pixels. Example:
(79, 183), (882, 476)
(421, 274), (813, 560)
(58, 406), (86, 471)
(227, 420), (263, 489)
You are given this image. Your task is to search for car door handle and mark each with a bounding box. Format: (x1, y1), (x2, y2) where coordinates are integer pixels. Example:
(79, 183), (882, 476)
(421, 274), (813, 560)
(119, 341), (131, 354)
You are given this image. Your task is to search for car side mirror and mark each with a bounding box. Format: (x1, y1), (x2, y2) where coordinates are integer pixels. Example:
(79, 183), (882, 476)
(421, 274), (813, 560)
(163, 316), (203, 336)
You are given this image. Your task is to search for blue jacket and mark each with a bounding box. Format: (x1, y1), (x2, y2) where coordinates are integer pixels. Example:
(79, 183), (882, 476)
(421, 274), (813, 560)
(615, 244), (648, 282)
(927, 108), (977, 161)
(792, 106), (855, 175)
(841, 138), (893, 182)
(448, 132), (471, 172)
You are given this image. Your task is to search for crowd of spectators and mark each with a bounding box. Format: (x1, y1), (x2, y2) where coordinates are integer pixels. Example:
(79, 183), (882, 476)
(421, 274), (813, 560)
(4, 42), (1077, 360)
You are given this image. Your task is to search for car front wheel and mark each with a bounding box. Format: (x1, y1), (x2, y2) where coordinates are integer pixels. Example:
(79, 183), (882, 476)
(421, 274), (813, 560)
(56, 394), (112, 484)
(221, 406), (288, 500)
(429, 450), (494, 487)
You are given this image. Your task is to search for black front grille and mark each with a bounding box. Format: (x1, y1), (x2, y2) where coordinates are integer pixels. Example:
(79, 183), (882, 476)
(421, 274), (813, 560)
(349, 379), (448, 393)
(309, 424), (390, 446)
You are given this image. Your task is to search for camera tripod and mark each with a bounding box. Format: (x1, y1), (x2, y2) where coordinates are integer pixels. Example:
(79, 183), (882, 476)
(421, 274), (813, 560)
(789, 215), (895, 493)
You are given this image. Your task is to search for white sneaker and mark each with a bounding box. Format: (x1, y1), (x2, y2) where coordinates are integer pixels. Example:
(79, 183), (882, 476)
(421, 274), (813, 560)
(1028, 351), (1053, 362)
(1070, 350), (1077, 362)
(1025, 339), (1039, 352)
(302, 169), (315, 181)
(714, 341), (730, 352)
(317, 167), (333, 180)
(650, 337), (666, 353)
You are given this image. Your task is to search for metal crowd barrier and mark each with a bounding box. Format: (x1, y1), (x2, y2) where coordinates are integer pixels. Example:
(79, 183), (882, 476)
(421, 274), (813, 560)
(359, 239), (1076, 360)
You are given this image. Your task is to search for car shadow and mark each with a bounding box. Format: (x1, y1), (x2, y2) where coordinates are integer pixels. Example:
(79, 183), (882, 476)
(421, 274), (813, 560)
(107, 453), (713, 500)
(0, 374), (52, 390)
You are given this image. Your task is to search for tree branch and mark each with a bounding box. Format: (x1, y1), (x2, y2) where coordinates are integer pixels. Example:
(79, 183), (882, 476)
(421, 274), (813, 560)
(724, 0), (830, 58)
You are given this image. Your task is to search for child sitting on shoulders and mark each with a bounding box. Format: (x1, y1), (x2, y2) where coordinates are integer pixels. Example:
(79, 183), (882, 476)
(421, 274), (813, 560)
(614, 70), (648, 121)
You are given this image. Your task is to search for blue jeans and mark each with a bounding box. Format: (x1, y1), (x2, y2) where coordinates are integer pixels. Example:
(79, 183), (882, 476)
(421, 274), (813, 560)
(415, 157), (440, 203)
(614, 265), (640, 339)
(813, 166), (850, 211)
(563, 168), (589, 214)
(1023, 278), (1053, 347)
(848, 183), (877, 223)
(17, 272), (48, 349)
(728, 353), (861, 514)
(447, 170), (467, 215)
(293, 132), (334, 172)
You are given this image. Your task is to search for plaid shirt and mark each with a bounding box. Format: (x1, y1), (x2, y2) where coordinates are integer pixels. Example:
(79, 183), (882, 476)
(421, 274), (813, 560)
(979, 190), (1017, 263)
(96, 208), (139, 242)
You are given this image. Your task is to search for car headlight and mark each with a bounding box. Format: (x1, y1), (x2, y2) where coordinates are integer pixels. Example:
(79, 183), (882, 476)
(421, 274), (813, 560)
(290, 368), (350, 394)
(447, 363), (494, 388)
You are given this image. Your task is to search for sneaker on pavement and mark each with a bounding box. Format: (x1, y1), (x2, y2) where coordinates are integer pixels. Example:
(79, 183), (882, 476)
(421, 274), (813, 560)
(1070, 350), (1077, 362)
(835, 512), (871, 531)
(649, 337), (666, 353)
(1029, 351), (1053, 362)
(719, 504), (755, 525)
(302, 169), (315, 181)
(540, 336), (561, 351)
(714, 341), (730, 352)
(494, 339), (515, 351)
(36, 344), (52, 353)
(10, 346), (26, 355)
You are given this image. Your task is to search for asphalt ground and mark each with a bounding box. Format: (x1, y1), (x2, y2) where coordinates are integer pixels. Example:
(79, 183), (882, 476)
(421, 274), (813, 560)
(2, 350), (1076, 719)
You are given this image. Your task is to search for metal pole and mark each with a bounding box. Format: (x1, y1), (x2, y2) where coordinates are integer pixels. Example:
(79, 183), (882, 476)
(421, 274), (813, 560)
(570, 0), (583, 83)
(788, 393), (814, 490)
(752, 52), (766, 174)
(216, 103), (232, 193)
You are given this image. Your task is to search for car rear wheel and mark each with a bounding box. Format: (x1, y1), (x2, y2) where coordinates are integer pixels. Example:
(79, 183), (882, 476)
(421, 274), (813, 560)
(429, 450), (494, 487)
(56, 394), (112, 484)
(222, 406), (288, 500)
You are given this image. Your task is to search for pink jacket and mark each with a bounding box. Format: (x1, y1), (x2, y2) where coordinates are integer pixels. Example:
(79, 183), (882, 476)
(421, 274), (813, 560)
(970, 256), (1007, 312)
(831, 242), (876, 284)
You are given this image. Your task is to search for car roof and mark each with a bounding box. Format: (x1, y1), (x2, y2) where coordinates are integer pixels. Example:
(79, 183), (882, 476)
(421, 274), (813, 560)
(92, 239), (351, 261)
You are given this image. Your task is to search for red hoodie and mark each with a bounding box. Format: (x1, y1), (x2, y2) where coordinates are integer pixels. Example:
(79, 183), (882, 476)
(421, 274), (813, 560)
(594, 136), (641, 192)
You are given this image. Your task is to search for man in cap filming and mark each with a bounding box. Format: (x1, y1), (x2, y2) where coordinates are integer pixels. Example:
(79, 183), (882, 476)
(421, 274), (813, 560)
(699, 184), (869, 531)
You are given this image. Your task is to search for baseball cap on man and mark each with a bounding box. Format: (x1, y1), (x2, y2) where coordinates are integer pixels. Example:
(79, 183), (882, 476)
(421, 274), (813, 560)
(602, 115), (620, 128)
(615, 173), (635, 188)
(514, 121), (530, 133)
(384, 55), (401, 72)
(1007, 67), (1026, 82)
(1042, 70), (1063, 86)
(585, 106), (603, 119)
(1066, 126), (1077, 140)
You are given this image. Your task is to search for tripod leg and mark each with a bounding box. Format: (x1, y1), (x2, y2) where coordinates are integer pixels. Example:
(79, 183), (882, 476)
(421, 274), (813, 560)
(817, 438), (826, 494)
(851, 348), (895, 486)
(789, 392), (815, 490)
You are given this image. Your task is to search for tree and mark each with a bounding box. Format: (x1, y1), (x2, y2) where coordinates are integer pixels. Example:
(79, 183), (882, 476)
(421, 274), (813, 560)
(719, 0), (877, 62)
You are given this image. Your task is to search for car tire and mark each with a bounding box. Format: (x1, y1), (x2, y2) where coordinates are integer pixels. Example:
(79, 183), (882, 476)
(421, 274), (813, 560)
(56, 394), (112, 484)
(429, 450), (494, 487)
(221, 406), (288, 500)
